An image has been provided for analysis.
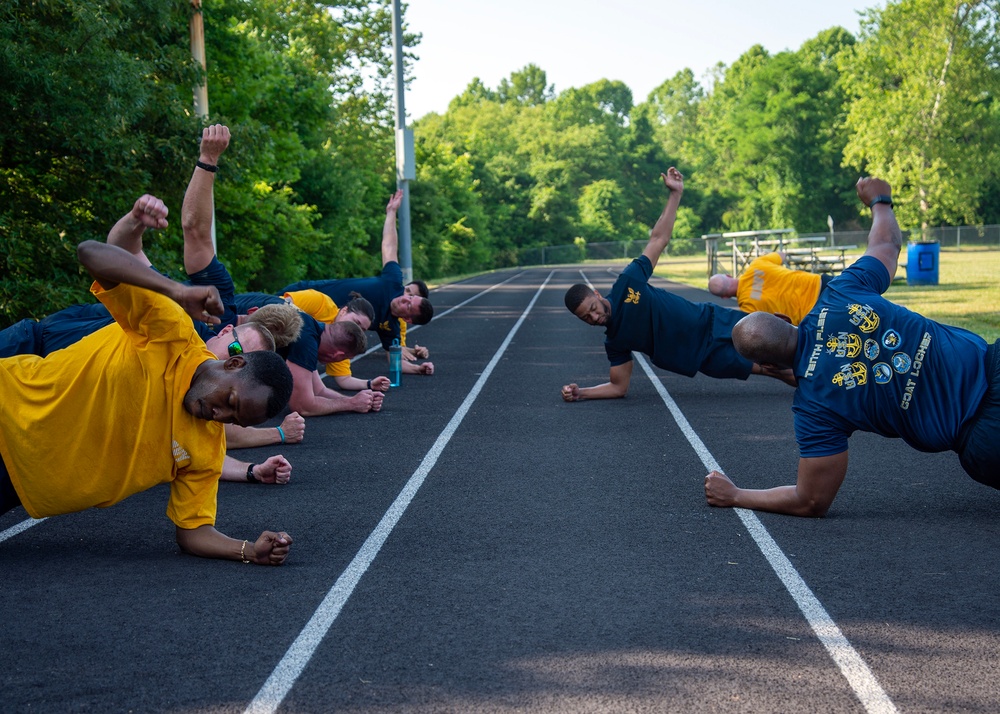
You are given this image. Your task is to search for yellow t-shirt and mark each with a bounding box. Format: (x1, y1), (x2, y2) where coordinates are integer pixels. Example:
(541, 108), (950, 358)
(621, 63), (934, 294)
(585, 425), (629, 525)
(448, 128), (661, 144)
(283, 289), (341, 324)
(0, 283), (225, 528)
(737, 253), (823, 325)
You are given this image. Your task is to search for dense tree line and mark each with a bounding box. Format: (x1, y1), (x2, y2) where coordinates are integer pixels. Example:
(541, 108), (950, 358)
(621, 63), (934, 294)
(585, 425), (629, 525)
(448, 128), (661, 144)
(2, 0), (999, 325)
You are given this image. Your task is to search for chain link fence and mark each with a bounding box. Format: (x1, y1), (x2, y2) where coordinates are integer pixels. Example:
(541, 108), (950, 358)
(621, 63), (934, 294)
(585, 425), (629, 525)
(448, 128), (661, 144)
(516, 225), (1000, 268)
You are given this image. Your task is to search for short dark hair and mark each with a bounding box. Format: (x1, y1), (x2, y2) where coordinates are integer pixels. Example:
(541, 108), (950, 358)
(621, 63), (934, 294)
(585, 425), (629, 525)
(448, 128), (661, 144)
(329, 321), (367, 358)
(565, 284), (593, 313)
(345, 291), (375, 326)
(414, 298), (434, 326)
(407, 280), (429, 298)
(240, 351), (293, 419)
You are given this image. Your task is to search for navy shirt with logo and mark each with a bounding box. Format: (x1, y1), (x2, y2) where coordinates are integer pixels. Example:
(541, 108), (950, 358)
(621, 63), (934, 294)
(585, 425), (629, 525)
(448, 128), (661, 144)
(792, 255), (987, 457)
(604, 255), (753, 380)
(281, 261), (404, 349)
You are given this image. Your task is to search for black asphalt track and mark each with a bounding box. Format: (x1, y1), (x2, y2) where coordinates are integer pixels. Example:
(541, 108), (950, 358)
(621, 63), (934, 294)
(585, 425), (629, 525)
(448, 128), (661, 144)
(2, 263), (999, 713)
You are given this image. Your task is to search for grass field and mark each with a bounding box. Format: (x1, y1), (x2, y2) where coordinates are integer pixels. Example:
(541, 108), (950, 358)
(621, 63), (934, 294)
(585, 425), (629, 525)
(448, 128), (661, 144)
(655, 248), (1000, 343)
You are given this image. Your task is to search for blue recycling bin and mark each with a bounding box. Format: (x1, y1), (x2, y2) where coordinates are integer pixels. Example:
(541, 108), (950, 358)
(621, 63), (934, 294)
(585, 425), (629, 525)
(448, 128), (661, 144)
(906, 240), (939, 286)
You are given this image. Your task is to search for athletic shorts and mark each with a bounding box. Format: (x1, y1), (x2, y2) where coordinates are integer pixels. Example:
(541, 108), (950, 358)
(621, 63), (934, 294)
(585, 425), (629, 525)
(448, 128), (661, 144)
(956, 339), (1000, 488)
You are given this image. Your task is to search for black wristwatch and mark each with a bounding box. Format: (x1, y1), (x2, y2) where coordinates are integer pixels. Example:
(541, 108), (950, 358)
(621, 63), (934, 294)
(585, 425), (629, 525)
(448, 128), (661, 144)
(246, 464), (259, 483)
(868, 194), (893, 209)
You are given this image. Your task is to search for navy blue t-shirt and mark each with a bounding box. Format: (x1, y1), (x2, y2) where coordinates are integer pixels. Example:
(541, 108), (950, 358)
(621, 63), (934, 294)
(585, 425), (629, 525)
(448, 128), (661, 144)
(792, 255), (988, 457)
(281, 261), (404, 349)
(604, 256), (753, 380)
(233, 292), (326, 372)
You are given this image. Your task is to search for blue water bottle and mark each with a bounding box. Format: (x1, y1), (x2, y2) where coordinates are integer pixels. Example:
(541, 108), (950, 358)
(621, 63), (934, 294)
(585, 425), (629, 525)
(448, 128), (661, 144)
(389, 339), (402, 387)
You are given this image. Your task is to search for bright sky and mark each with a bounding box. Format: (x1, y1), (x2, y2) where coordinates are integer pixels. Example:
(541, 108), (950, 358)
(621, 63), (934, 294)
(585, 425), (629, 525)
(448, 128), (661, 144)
(403, 0), (879, 120)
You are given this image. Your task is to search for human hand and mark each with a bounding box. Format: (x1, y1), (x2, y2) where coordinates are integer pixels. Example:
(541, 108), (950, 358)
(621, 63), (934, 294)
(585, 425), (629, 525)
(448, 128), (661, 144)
(411, 344), (430, 359)
(279, 412), (305, 443)
(370, 375), (391, 392)
(386, 189), (403, 214)
(199, 124), (231, 165)
(250, 531), (293, 565)
(855, 177), (891, 207)
(415, 361), (434, 375)
(661, 167), (684, 193)
(402, 346), (418, 362)
(254, 455), (292, 485)
(561, 384), (580, 402)
(176, 284), (223, 325)
(351, 389), (384, 413)
(130, 194), (169, 230)
(704, 471), (738, 508)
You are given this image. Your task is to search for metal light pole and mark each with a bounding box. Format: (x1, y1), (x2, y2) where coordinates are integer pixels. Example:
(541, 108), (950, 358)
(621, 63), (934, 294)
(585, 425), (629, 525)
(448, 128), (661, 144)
(391, 0), (414, 283)
(190, 0), (216, 252)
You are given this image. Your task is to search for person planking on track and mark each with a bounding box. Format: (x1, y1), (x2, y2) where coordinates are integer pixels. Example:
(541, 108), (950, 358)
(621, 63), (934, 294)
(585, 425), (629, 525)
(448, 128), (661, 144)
(561, 167), (794, 403)
(708, 252), (834, 326)
(280, 189), (435, 376)
(0, 240), (295, 564)
(704, 177), (1000, 517)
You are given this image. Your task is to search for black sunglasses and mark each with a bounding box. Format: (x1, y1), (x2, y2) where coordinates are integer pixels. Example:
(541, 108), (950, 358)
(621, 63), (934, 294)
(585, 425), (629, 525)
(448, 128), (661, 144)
(227, 326), (244, 357)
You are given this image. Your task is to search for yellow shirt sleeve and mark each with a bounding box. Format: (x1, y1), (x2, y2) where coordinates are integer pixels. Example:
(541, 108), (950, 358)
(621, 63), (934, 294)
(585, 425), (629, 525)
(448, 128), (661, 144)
(285, 290), (340, 324)
(325, 359), (352, 378)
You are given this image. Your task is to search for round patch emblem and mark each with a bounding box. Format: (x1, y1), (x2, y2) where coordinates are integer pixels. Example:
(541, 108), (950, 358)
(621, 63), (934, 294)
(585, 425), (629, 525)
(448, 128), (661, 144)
(892, 352), (912, 374)
(882, 329), (902, 349)
(864, 338), (880, 360)
(873, 363), (893, 384)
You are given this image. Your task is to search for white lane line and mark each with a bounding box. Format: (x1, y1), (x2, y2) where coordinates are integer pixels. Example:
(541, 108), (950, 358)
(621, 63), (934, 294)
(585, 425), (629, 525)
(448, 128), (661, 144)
(351, 271), (526, 362)
(245, 271), (555, 714)
(577, 268), (896, 714)
(0, 517), (47, 544)
(634, 355), (897, 714)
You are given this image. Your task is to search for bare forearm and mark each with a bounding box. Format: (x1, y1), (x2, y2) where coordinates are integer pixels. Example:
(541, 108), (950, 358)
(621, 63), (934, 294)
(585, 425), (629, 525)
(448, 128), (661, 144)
(289, 389), (352, 416)
(106, 213), (148, 258)
(175, 524), (246, 561)
(181, 165), (216, 274)
(225, 423), (281, 449)
(576, 381), (628, 400)
(78, 241), (182, 295)
(334, 375), (367, 391)
(648, 191), (683, 252)
(728, 484), (828, 517)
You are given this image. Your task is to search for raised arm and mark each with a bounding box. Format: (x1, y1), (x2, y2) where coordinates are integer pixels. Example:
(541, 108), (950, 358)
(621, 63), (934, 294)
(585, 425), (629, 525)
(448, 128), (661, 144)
(182, 124), (230, 274)
(77, 240), (223, 325)
(855, 177), (902, 281)
(381, 189), (404, 266)
(105, 194), (169, 266)
(703, 451), (849, 517)
(561, 361), (634, 402)
(642, 168), (684, 272)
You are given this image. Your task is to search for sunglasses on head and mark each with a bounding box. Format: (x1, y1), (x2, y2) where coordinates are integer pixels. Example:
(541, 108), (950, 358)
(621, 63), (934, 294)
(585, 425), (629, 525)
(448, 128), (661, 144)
(227, 326), (243, 357)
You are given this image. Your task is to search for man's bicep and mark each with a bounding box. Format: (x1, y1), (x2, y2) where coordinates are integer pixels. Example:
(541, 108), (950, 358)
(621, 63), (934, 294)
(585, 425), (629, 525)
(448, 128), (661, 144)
(609, 360), (633, 389)
(795, 452), (849, 515)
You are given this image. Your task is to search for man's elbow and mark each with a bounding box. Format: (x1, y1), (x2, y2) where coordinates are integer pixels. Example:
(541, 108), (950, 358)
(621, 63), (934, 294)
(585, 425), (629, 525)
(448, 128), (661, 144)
(794, 496), (832, 518)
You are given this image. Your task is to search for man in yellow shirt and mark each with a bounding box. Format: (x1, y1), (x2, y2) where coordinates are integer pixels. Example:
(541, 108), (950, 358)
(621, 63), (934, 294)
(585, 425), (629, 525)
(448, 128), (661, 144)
(0, 241), (295, 565)
(707, 252), (831, 325)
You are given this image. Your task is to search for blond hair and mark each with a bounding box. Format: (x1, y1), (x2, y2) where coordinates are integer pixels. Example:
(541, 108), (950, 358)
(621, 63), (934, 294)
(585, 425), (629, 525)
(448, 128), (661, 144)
(245, 303), (303, 349)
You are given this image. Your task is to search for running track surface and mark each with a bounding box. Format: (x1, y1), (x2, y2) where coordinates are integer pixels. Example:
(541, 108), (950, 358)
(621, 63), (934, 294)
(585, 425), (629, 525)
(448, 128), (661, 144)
(2, 265), (999, 714)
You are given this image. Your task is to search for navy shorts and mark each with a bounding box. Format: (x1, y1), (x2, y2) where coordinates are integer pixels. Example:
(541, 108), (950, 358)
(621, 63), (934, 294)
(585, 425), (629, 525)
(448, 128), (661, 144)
(956, 339), (1000, 488)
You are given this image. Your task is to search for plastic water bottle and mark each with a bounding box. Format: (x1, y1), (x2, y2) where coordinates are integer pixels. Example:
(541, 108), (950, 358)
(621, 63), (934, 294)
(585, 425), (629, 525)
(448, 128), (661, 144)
(389, 339), (402, 387)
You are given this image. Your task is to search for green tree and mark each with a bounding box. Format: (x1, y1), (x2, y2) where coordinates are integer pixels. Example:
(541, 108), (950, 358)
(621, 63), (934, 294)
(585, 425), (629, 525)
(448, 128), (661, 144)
(840, 0), (1000, 230)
